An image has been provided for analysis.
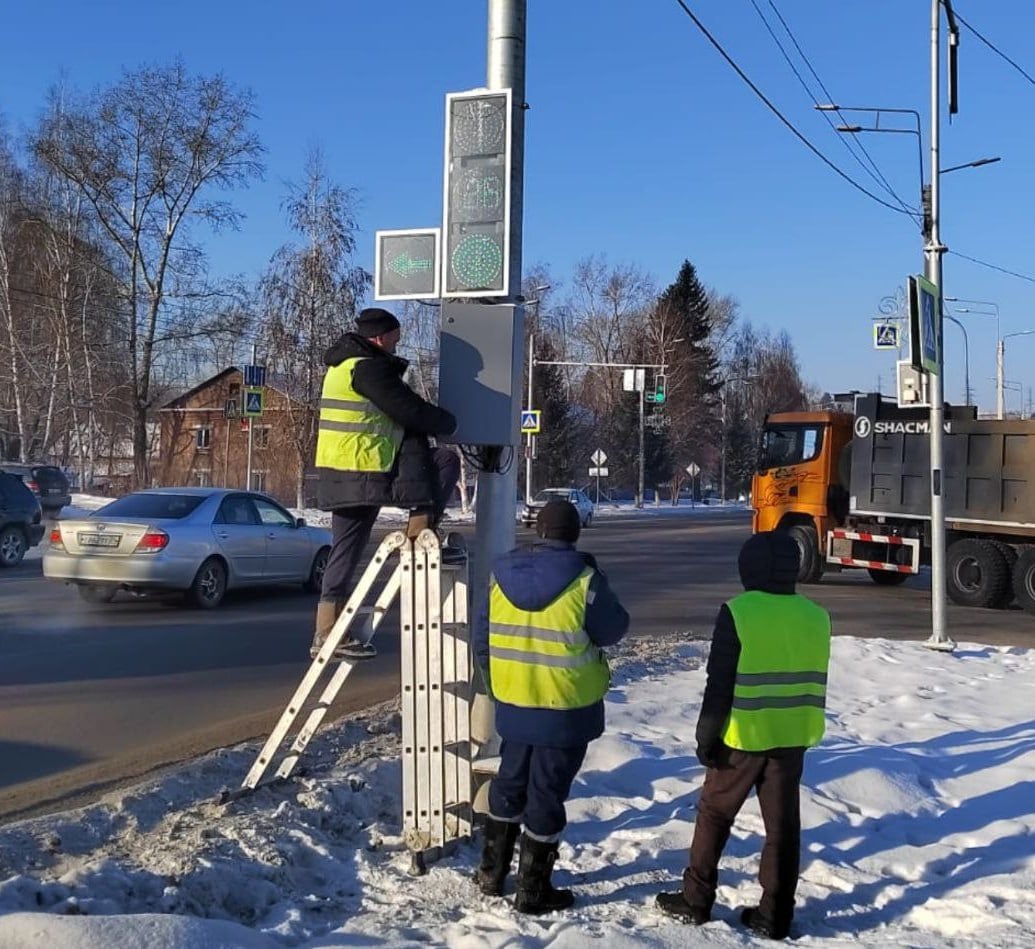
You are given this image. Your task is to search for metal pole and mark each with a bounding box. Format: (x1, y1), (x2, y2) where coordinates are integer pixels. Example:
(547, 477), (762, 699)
(926, 0), (954, 652)
(246, 344), (256, 491)
(996, 338), (1005, 420)
(637, 379), (645, 509)
(720, 388), (727, 505)
(474, 0), (525, 605)
(525, 329), (534, 502)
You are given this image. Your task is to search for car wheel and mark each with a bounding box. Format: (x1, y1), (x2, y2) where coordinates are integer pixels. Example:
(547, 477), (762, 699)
(78, 584), (118, 604)
(867, 568), (909, 586)
(304, 546), (330, 594)
(583, 513), (592, 527)
(0, 526), (27, 567)
(784, 524), (823, 584)
(1010, 548), (1035, 617)
(186, 557), (227, 609)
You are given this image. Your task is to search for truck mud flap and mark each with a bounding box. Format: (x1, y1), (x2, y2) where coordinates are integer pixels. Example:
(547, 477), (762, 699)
(826, 529), (919, 573)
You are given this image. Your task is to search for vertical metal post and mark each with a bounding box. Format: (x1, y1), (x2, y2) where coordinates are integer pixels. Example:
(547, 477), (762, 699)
(637, 381), (645, 509)
(245, 343), (256, 491)
(996, 338), (1005, 420)
(925, 0), (954, 652)
(474, 0), (526, 605)
(720, 387), (727, 505)
(525, 330), (534, 502)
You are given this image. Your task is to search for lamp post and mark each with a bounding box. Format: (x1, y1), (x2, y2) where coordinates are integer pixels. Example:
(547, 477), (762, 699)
(943, 313), (971, 405)
(523, 284), (551, 504)
(944, 298), (1002, 417)
(999, 331), (1035, 418)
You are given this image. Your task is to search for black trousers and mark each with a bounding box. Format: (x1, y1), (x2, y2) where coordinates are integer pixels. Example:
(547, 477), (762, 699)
(488, 740), (588, 841)
(320, 447), (460, 602)
(682, 746), (805, 927)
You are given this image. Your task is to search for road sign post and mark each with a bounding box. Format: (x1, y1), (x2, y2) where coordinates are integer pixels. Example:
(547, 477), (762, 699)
(590, 449), (608, 504)
(686, 462), (701, 508)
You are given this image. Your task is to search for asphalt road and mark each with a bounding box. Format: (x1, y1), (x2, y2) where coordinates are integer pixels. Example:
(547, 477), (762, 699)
(1, 509), (1032, 823)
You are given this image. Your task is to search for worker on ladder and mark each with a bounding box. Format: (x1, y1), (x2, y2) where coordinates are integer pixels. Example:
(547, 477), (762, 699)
(473, 499), (629, 914)
(312, 307), (460, 660)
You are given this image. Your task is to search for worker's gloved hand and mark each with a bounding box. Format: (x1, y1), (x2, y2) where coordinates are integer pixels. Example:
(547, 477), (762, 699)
(696, 743), (721, 769)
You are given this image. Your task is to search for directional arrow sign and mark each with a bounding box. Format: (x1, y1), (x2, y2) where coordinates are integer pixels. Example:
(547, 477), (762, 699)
(520, 410), (541, 434)
(591, 449), (607, 466)
(375, 229), (441, 301)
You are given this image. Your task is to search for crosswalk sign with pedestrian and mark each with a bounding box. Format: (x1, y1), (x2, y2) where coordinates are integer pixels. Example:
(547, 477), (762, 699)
(873, 322), (899, 350)
(243, 387), (264, 417)
(520, 410), (541, 434)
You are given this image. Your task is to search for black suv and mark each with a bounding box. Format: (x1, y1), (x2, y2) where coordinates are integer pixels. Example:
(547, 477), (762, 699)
(0, 471), (45, 567)
(0, 463), (72, 513)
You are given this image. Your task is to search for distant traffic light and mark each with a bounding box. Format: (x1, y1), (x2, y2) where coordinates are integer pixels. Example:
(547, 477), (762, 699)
(654, 373), (667, 404)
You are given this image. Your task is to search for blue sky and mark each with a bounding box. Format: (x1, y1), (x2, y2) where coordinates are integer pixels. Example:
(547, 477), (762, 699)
(1, 1), (1033, 412)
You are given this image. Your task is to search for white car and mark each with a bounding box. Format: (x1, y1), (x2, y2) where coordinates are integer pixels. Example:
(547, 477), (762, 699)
(44, 488), (331, 609)
(521, 487), (595, 528)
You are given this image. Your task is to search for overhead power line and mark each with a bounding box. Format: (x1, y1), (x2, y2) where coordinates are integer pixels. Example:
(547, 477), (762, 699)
(750, 0), (920, 222)
(953, 8), (1035, 88)
(948, 250), (1035, 284)
(671, 0), (916, 217)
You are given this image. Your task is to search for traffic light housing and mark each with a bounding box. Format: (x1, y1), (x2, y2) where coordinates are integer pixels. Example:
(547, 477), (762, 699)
(654, 373), (667, 404)
(442, 89), (512, 298)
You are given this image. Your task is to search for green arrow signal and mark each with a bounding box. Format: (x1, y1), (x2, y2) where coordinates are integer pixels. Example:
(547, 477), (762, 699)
(387, 252), (434, 278)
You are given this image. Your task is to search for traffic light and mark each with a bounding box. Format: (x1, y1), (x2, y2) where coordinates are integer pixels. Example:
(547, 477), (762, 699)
(442, 89), (512, 298)
(654, 373), (667, 404)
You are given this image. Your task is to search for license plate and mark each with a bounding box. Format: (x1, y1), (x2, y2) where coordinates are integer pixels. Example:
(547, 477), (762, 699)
(78, 532), (121, 548)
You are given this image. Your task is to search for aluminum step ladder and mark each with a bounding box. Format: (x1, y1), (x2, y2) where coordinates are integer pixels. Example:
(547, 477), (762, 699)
(233, 528), (474, 870)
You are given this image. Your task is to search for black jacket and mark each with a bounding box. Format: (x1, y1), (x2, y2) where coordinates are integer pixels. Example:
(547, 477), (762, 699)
(316, 333), (457, 510)
(695, 532), (804, 767)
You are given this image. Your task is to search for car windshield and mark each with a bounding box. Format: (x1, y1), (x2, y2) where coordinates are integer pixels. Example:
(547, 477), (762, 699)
(533, 489), (570, 503)
(758, 424), (824, 470)
(94, 494), (205, 520)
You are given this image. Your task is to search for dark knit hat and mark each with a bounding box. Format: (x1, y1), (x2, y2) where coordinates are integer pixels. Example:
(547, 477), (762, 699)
(356, 307), (401, 338)
(738, 531), (800, 593)
(536, 499), (581, 543)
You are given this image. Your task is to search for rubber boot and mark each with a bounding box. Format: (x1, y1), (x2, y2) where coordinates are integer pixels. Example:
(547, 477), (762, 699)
(514, 834), (574, 915)
(475, 818), (520, 896)
(310, 600), (376, 661)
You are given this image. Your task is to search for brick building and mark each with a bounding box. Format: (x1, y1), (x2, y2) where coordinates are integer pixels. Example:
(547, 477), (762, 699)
(157, 367), (315, 506)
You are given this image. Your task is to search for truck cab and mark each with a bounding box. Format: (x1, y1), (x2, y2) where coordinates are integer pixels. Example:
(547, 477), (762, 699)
(751, 410), (854, 580)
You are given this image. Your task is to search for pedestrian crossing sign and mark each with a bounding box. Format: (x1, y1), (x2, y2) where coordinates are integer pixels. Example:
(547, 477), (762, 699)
(873, 321), (900, 350)
(243, 387), (264, 417)
(520, 410), (541, 434)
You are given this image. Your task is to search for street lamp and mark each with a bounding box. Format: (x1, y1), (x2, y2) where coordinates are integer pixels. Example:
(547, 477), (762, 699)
(999, 330), (1035, 419)
(943, 313), (971, 405)
(944, 297), (1002, 416)
(524, 284), (551, 504)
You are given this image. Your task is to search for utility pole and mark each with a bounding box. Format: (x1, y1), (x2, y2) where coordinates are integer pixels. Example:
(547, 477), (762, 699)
(245, 343), (256, 491)
(525, 329), (534, 502)
(473, 0), (526, 603)
(996, 338), (1005, 420)
(637, 378), (645, 509)
(925, 0), (955, 652)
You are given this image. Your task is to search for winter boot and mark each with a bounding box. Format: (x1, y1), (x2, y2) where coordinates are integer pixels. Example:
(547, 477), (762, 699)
(741, 906), (791, 941)
(514, 834), (574, 915)
(655, 891), (710, 925)
(475, 817), (520, 896)
(310, 600), (377, 661)
(441, 531), (468, 564)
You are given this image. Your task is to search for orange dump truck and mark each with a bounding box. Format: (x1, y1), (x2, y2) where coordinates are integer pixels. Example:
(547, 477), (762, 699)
(751, 393), (1035, 615)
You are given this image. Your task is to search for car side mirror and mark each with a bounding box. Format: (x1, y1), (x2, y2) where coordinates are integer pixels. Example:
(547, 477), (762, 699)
(295, 517), (306, 528)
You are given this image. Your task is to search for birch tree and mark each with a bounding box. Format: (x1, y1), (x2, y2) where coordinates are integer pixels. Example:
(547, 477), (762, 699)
(34, 61), (264, 487)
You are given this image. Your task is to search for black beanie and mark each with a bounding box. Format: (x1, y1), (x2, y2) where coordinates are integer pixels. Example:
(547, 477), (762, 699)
(536, 499), (581, 543)
(356, 307), (401, 338)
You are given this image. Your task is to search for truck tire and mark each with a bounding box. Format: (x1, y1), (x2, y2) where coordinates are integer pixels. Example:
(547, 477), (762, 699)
(1011, 549), (1035, 616)
(786, 524), (823, 584)
(946, 539), (1010, 609)
(868, 568), (909, 586)
(989, 541), (1018, 608)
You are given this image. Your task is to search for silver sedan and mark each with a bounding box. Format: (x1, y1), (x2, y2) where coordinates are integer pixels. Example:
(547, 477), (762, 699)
(44, 488), (332, 609)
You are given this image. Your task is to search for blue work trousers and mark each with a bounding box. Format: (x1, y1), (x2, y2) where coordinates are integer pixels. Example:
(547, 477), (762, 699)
(488, 739), (588, 840)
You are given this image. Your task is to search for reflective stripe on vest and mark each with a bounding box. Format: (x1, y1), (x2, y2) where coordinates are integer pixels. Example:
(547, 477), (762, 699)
(488, 567), (610, 710)
(721, 590), (831, 751)
(314, 357), (403, 473)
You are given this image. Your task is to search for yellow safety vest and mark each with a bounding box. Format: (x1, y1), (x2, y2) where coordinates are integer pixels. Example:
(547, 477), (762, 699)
(721, 590), (831, 752)
(488, 567), (611, 710)
(314, 357), (403, 473)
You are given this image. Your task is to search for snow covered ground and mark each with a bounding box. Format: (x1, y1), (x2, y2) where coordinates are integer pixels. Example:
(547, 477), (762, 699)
(1, 633), (1034, 948)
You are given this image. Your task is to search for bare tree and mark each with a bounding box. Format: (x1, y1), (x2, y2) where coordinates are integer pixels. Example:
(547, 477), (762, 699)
(258, 148), (369, 506)
(34, 61), (264, 487)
